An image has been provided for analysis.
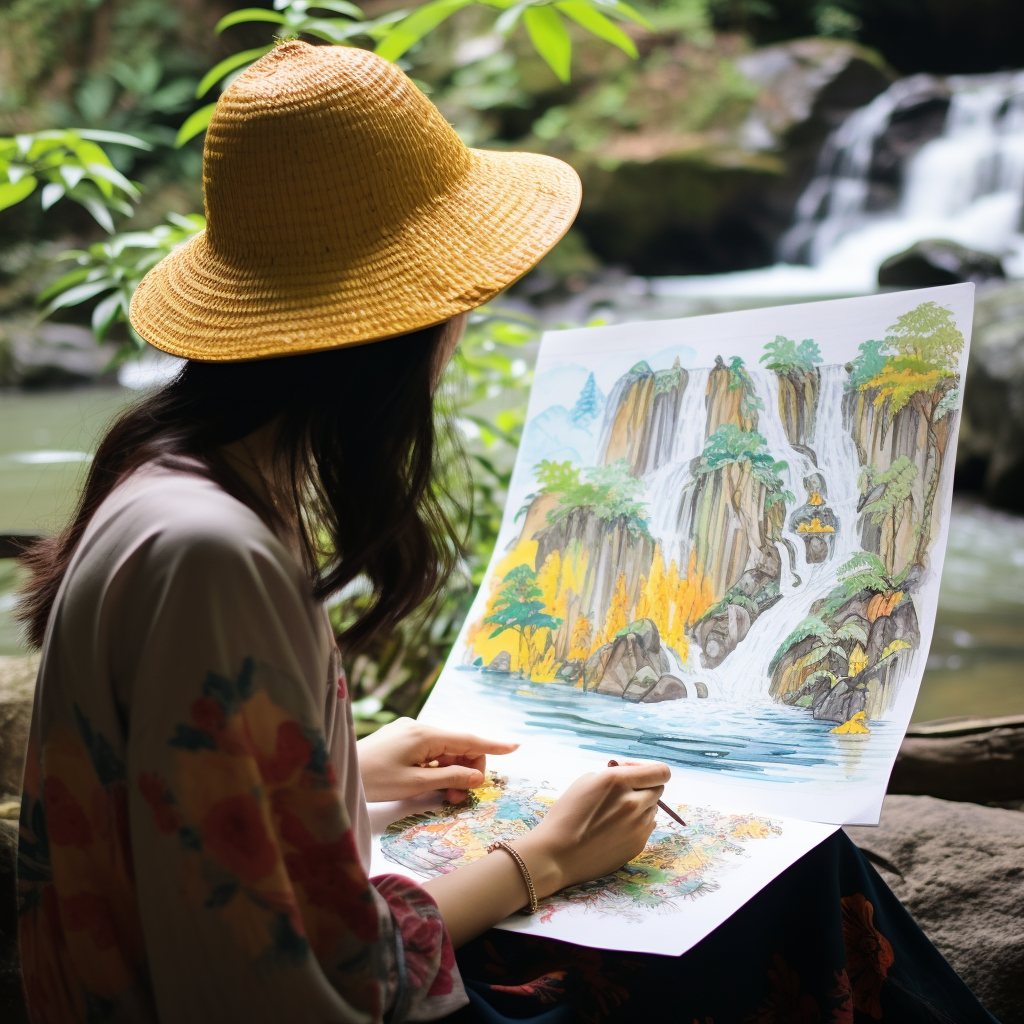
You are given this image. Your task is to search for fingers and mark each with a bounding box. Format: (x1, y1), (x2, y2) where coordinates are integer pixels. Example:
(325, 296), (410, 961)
(604, 760), (671, 790)
(416, 765), (485, 793)
(424, 729), (519, 760)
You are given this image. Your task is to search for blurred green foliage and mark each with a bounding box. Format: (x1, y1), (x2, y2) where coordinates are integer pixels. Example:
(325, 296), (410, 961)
(0, 129), (150, 231)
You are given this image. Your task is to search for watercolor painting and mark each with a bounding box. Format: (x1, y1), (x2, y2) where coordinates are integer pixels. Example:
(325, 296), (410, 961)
(420, 287), (973, 821)
(380, 774), (783, 924)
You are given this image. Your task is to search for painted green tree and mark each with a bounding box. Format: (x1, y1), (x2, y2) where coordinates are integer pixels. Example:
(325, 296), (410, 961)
(485, 564), (562, 674)
(863, 302), (963, 566)
(847, 338), (889, 389)
(695, 425), (794, 509)
(532, 458), (651, 538)
(726, 355), (765, 420)
(858, 456), (918, 576)
(760, 336), (822, 374)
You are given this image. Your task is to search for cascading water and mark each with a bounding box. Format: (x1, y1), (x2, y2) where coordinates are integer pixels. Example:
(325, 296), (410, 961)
(633, 361), (864, 702)
(643, 367), (710, 563)
(654, 70), (1024, 297)
(712, 364), (864, 701)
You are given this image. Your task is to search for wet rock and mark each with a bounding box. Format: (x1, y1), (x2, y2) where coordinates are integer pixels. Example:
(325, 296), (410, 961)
(546, 35), (893, 274)
(0, 657), (36, 800)
(845, 796), (1024, 1024)
(788, 498), (837, 563)
(485, 652), (512, 673)
(586, 619), (671, 696)
(5, 320), (118, 387)
(693, 680), (708, 698)
(621, 666), (662, 702)
(878, 239), (1006, 288)
(693, 603), (751, 669)
(958, 281), (1024, 511)
(641, 674), (689, 703)
(888, 716), (1024, 804)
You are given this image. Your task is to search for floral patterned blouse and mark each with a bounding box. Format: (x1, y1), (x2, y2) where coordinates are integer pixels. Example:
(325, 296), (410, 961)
(17, 464), (466, 1023)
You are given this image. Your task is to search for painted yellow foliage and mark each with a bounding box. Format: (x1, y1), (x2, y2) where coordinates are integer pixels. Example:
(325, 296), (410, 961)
(730, 818), (773, 840)
(847, 644), (868, 677)
(831, 711), (870, 735)
(881, 638), (912, 660)
(867, 365), (944, 416)
(532, 644), (559, 682)
(569, 616), (592, 660)
(598, 573), (631, 648)
(536, 551), (562, 622)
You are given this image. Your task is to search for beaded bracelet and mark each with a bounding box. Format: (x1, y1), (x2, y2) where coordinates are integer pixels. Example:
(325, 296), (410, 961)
(488, 840), (539, 914)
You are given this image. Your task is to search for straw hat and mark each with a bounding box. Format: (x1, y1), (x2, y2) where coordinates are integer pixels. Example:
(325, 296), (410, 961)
(129, 41), (581, 361)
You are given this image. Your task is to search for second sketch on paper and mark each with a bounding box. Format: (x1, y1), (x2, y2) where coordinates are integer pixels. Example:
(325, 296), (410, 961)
(444, 300), (965, 787)
(380, 774), (782, 923)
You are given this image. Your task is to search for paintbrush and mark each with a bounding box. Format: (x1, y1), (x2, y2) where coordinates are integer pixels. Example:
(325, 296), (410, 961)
(607, 759), (686, 827)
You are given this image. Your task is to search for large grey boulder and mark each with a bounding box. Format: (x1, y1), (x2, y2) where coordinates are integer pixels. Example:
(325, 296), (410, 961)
(585, 619), (671, 696)
(888, 716), (1024, 804)
(845, 795), (1024, 1024)
(960, 281), (1024, 511)
(878, 239), (1006, 288)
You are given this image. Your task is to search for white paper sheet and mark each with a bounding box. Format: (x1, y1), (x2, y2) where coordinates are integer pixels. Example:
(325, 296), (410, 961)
(373, 285), (973, 954)
(369, 753), (838, 956)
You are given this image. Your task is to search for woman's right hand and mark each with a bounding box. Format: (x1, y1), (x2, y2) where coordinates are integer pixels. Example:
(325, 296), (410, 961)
(514, 760), (672, 897)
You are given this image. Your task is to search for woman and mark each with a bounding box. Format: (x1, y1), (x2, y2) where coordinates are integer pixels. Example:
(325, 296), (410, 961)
(16, 41), (998, 1024)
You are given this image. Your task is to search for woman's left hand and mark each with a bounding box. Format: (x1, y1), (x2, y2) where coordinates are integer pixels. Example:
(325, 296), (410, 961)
(357, 717), (518, 803)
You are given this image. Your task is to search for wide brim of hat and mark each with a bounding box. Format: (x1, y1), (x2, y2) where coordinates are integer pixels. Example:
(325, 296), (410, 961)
(129, 148), (581, 361)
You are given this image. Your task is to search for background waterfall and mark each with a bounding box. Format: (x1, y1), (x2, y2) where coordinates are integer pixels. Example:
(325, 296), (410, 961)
(656, 69), (1024, 297)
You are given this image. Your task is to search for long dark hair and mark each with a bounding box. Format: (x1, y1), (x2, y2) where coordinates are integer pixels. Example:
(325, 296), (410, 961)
(18, 321), (465, 652)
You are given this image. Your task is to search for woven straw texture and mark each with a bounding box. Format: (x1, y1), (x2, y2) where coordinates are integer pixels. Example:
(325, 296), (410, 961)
(128, 41), (581, 361)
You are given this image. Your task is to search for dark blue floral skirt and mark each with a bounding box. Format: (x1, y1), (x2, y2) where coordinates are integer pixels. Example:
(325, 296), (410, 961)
(444, 832), (999, 1023)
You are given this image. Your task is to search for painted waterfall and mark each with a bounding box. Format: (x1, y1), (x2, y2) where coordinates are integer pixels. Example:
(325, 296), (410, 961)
(419, 285), (974, 825)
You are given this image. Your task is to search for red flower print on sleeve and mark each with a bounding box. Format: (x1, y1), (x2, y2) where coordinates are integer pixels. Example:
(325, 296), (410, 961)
(200, 794), (278, 884)
(138, 772), (179, 835)
(840, 893), (894, 1019)
(44, 777), (92, 847)
(261, 720), (313, 784)
(374, 874), (457, 999)
(336, 670), (347, 701)
(190, 696), (226, 734)
(60, 892), (118, 950)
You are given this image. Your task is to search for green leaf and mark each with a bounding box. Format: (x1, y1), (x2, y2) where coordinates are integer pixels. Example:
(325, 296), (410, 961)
(196, 46), (274, 98)
(523, 6), (572, 83)
(0, 175), (38, 211)
(495, 1), (528, 33)
(75, 128), (153, 151)
(301, 18), (369, 43)
(85, 162), (139, 198)
(74, 194), (116, 233)
(309, 0), (365, 18)
(176, 103), (217, 148)
(91, 291), (124, 340)
(37, 266), (93, 304)
(599, 0), (652, 30)
(41, 278), (114, 315)
(40, 182), (65, 210)
(60, 165), (86, 191)
(374, 0), (472, 62)
(555, 1), (636, 56)
(214, 8), (288, 32)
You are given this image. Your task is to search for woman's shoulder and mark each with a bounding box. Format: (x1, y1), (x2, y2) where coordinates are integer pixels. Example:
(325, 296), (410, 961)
(86, 463), (295, 581)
